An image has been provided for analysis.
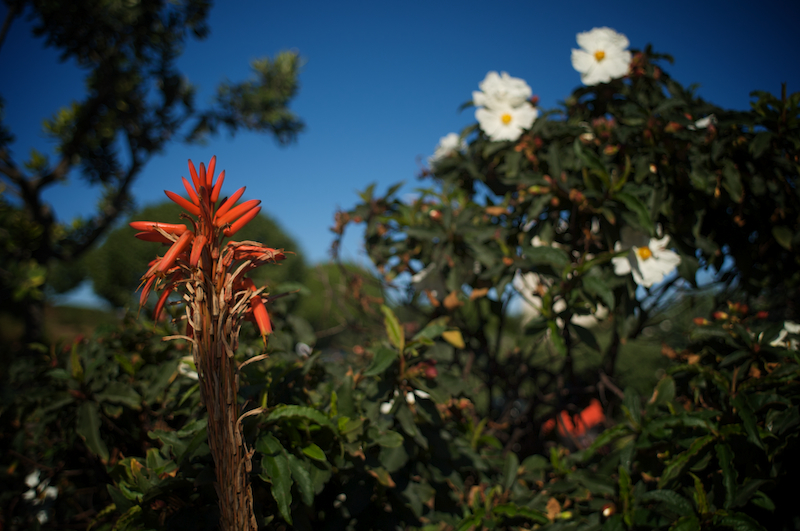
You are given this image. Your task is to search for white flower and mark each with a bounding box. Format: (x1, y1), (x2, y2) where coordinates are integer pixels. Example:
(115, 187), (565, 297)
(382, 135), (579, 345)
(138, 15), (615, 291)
(379, 401), (394, 414)
(513, 270), (606, 328)
(612, 227), (681, 287)
(473, 71), (532, 109)
(295, 342), (313, 359)
(688, 114), (718, 131)
(476, 102), (538, 142)
(178, 356), (198, 380)
(25, 470), (40, 489)
(429, 133), (466, 165)
(571, 27), (632, 86)
(770, 321), (800, 350)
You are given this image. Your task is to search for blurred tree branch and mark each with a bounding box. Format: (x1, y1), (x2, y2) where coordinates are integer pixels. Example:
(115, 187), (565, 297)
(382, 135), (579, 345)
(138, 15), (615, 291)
(0, 0), (304, 344)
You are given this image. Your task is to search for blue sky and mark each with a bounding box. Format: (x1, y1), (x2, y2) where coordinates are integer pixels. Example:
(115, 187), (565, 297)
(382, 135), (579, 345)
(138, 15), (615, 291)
(2, 0), (799, 305)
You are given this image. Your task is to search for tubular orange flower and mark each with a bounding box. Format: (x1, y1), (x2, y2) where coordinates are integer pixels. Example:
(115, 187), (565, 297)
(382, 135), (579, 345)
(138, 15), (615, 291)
(157, 230), (194, 273)
(129, 221), (188, 235)
(215, 186), (246, 219)
(190, 234), (207, 267)
(182, 177), (201, 206)
(134, 231), (174, 244)
(206, 156), (216, 187)
(250, 295), (272, 338)
(165, 190), (201, 216)
(215, 199), (261, 227)
(210, 170), (226, 203)
(224, 206), (261, 237)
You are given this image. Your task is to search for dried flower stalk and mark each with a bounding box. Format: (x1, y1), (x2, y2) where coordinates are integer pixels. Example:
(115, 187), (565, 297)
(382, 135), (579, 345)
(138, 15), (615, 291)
(133, 157), (284, 530)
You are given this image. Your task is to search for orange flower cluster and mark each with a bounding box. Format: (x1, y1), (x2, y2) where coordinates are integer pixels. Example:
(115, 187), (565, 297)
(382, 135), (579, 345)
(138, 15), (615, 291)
(132, 156), (284, 338)
(542, 398), (605, 439)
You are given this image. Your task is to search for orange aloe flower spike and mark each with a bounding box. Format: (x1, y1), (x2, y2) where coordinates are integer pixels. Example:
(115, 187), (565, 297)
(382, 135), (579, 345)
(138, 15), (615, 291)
(165, 190), (201, 216)
(210, 170), (226, 203)
(215, 186), (246, 219)
(216, 199), (261, 227)
(224, 206), (261, 237)
(157, 231), (194, 273)
(206, 156), (216, 187)
(182, 177), (201, 206)
(188, 159), (201, 192)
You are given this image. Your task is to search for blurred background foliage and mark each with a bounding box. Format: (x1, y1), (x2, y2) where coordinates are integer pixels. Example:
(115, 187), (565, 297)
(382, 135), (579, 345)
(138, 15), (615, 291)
(1, 2), (799, 531)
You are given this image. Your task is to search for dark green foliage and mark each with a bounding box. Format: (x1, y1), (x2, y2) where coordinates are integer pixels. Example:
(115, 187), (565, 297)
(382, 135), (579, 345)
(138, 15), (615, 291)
(2, 37), (799, 531)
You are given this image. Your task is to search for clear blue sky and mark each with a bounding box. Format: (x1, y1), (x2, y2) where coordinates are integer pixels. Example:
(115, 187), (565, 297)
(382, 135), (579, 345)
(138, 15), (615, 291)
(2, 0), (799, 304)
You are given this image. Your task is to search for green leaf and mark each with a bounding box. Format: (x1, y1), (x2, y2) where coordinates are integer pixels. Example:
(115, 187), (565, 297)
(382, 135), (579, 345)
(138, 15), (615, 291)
(721, 160), (743, 202)
(76, 402), (109, 463)
(716, 512), (767, 531)
(364, 347), (398, 377)
(95, 381), (143, 410)
(257, 434), (293, 524)
(70, 343), (84, 382)
(374, 430), (405, 448)
(623, 387), (641, 426)
(548, 320), (567, 356)
(301, 443), (327, 462)
(690, 472), (709, 515)
(571, 322), (600, 352)
(615, 191), (654, 233)
(412, 317), (449, 341)
(502, 452), (519, 492)
(381, 304), (405, 352)
(772, 226), (793, 250)
(528, 245), (570, 270)
(716, 443), (738, 509)
(582, 275), (615, 310)
(659, 435), (715, 488)
(670, 515), (701, 531)
(288, 454), (315, 507)
(640, 489), (694, 517)
(731, 395), (764, 450)
(619, 465), (633, 526)
(267, 405), (337, 432)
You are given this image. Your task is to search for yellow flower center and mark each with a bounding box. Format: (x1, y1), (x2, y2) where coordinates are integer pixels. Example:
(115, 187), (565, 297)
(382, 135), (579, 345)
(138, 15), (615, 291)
(636, 246), (653, 261)
(594, 50), (606, 62)
(501, 113), (513, 125)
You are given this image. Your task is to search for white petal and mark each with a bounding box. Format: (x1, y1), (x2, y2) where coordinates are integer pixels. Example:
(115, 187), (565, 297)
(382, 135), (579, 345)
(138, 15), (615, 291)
(571, 49), (595, 73)
(379, 401), (394, 414)
(612, 254), (632, 275)
(405, 392), (416, 404)
(413, 389), (430, 399)
(25, 471), (40, 488)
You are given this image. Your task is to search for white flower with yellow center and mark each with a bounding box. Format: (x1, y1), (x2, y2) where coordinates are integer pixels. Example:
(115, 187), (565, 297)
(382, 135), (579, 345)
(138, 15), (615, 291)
(472, 71), (532, 109)
(476, 102), (538, 142)
(571, 27), (632, 86)
(429, 133), (466, 165)
(612, 227), (681, 287)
